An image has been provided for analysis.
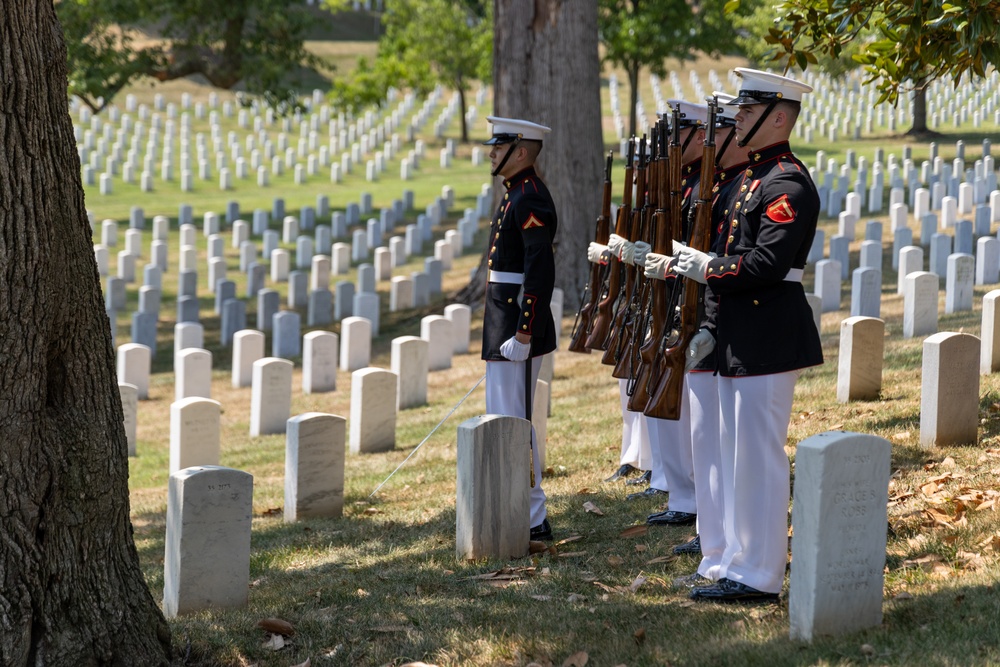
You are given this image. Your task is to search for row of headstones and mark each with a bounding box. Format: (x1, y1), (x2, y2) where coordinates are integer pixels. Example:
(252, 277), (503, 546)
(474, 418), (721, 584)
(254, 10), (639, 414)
(163, 376), (550, 621)
(837, 307), (990, 447)
(78, 81), (486, 194)
(95, 186), (492, 350)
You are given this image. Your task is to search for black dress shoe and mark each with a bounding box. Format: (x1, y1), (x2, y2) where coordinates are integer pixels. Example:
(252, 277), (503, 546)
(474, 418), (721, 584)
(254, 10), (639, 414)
(673, 534), (701, 555)
(627, 487), (668, 501)
(530, 518), (553, 542)
(646, 510), (697, 526)
(625, 470), (652, 486)
(672, 572), (710, 589)
(689, 578), (779, 603)
(604, 464), (639, 482)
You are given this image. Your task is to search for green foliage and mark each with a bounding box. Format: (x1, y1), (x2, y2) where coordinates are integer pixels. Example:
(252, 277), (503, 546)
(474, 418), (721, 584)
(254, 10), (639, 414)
(330, 0), (491, 141)
(57, 0), (339, 113)
(598, 0), (732, 135)
(730, 0), (1000, 105)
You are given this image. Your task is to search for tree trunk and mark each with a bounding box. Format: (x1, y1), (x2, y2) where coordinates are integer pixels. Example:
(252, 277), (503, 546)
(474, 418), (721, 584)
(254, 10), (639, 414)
(458, 77), (469, 143)
(0, 3), (172, 665)
(628, 62), (639, 140)
(459, 0), (602, 306)
(910, 84), (928, 134)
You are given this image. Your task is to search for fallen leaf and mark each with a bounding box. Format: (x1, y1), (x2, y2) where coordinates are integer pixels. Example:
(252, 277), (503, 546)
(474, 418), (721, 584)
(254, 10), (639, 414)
(629, 575), (648, 593)
(258, 618), (295, 636)
(556, 535), (584, 546)
(262, 506), (282, 516)
(977, 534), (1000, 551)
(567, 593), (587, 603)
(941, 456), (956, 468)
(634, 544), (648, 553)
(891, 432), (911, 443)
(829, 423), (844, 430)
(619, 525), (649, 538)
(860, 644), (875, 657)
(530, 595), (552, 601)
(645, 555), (676, 565)
(678, 600), (696, 608)
(529, 541), (549, 554)
(363, 507), (381, 515)
(893, 591), (914, 601)
(562, 651), (589, 667)
(607, 555), (624, 567)
(290, 660), (311, 667)
(559, 551), (587, 558)
(633, 627), (646, 645)
(903, 553), (944, 571)
(976, 499), (996, 511)
(583, 501), (604, 516)
(577, 487), (594, 494)
(956, 550), (986, 570)
(263, 634), (285, 651)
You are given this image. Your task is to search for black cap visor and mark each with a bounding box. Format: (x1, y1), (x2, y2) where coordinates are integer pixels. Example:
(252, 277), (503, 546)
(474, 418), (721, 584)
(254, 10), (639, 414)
(483, 133), (521, 146)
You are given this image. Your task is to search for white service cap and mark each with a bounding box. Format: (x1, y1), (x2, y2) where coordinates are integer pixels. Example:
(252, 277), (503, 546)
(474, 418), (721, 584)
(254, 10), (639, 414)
(713, 92), (738, 125)
(728, 68), (813, 104)
(484, 116), (552, 145)
(665, 100), (709, 127)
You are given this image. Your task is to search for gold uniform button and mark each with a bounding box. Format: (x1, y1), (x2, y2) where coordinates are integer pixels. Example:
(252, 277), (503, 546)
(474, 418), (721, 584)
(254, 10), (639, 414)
(507, 298), (513, 303)
(488, 260), (493, 266)
(740, 184), (748, 192)
(495, 232), (500, 239)
(730, 264), (737, 269)
(522, 325), (528, 330)
(524, 311), (531, 317)
(754, 153), (761, 161)
(753, 299), (759, 305)
(719, 171), (726, 179)
(745, 169), (753, 177)
(735, 202), (741, 210)
(732, 221), (739, 228)
(526, 298), (532, 304)
(504, 193), (509, 200)
(491, 246), (497, 253)
(708, 268), (714, 273)
(728, 235), (734, 243)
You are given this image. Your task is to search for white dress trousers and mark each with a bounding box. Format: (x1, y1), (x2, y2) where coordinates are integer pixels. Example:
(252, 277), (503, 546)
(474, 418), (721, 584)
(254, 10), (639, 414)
(485, 357), (547, 528)
(618, 379), (652, 471)
(688, 371), (725, 580)
(715, 370), (799, 594)
(645, 374), (696, 512)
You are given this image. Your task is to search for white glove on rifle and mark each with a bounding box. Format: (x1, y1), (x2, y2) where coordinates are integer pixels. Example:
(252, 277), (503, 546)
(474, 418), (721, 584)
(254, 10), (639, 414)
(673, 245), (712, 284)
(633, 241), (651, 268)
(620, 240), (636, 265)
(643, 252), (673, 281)
(500, 336), (531, 362)
(608, 233), (628, 260)
(685, 328), (715, 371)
(587, 242), (610, 265)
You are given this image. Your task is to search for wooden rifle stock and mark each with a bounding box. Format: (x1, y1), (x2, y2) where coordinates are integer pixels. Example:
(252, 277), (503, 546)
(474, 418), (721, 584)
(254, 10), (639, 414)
(616, 130), (660, 381)
(603, 138), (648, 369)
(645, 101), (718, 420)
(628, 121), (671, 411)
(586, 140), (635, 350)
(569, 152), (615, 354)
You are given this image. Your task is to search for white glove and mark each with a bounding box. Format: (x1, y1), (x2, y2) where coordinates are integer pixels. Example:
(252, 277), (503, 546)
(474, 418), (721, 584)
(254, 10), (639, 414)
(643, 252), (673, 280)
(620, 241), (636, 265)
(587, 242), (610, 265)
(608, 234), (627, 259)
(633, 241), (651, 268)
(685, 329), (715, 371)
(500, 336), (531, 362)
(673, 245), (711, 284)
(672, 239), (686, 255)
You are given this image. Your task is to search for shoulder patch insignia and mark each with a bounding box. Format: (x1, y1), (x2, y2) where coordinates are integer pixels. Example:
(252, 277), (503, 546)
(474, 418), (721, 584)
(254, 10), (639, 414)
(522, 213), (545, 230)
(765, 194), (796, 224)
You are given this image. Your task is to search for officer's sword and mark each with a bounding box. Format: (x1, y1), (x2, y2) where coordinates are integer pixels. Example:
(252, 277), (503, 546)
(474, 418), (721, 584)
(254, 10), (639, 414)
(368, 373), (486, 498)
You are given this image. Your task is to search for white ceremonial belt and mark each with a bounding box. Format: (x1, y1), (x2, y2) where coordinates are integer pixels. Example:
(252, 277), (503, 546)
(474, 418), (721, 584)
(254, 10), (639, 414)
(784, 268), (804, 283)
(488, 270), (525, 285)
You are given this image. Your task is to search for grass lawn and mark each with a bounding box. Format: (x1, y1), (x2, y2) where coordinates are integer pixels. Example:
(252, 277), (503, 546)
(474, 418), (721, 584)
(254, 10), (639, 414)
(82, 49), (1000, 666)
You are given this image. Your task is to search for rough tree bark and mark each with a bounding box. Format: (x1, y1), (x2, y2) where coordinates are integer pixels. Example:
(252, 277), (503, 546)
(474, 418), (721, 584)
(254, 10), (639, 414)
(0, 3), (172, 665)
(456, 0), (603, 308)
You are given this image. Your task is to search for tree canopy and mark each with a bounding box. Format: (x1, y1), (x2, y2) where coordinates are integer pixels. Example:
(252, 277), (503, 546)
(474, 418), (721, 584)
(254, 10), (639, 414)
(331, 0), (491, 142)
(741, 0), (1000, 132)
(58, 0), (342, 113)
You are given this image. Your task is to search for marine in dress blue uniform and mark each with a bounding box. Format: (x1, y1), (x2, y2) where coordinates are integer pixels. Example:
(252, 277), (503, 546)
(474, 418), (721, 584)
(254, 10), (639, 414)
(481, 116), (558, 541)
(660, 70), (824, 602)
